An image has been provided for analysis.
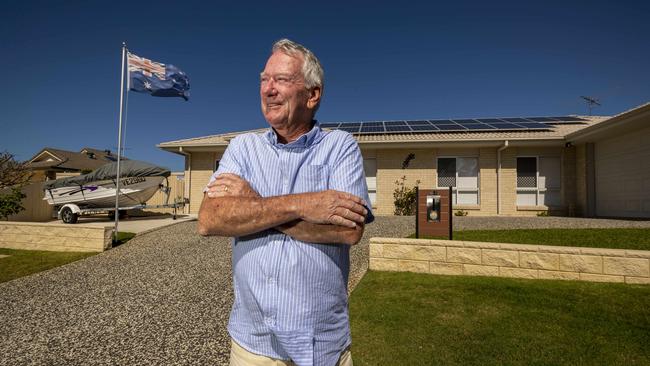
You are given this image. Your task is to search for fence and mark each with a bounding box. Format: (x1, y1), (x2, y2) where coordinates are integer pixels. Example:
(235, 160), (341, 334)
(4, 182), (53, 222)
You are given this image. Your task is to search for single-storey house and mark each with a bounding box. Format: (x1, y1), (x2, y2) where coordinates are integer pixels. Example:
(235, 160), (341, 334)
(26, 147), (125, 182)
(158, 102), (650, 218)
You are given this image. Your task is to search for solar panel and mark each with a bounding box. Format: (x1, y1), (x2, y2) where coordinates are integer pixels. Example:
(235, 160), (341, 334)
(410, 125), (439, 131)
(406, 120), (431, 126)
(360, 126), (384, 133)
(527, 117), (560, 122)
(551, 116), (587, 122)
(501, 118), (531, 123)
(488, 123), (526, 129)
(463, 124), (495, 130)
(477, 118), (506, 123)
(428, 119), (455, 125)
(515, 122), (549, 129)
(323, 114), (566, 135)
(339, 126), (360, 133)
(437, 124), (467, 131)
(385, 125), (412, 132)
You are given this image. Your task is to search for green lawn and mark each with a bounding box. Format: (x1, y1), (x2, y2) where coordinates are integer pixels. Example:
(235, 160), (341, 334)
(409, 228), (650, 250)
(0, 231), (135, 283)
(350, 271), (650, 366)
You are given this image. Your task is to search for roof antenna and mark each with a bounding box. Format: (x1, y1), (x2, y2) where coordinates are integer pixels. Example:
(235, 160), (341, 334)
(580, 96), (601, 116)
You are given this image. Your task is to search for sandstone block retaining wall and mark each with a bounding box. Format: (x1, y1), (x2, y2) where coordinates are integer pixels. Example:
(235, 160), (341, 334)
(0, 222), (113, 252)
(369, 237), (650, 285)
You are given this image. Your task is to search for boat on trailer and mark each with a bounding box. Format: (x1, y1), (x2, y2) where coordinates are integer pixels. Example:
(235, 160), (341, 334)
(43, 160), (178, 223)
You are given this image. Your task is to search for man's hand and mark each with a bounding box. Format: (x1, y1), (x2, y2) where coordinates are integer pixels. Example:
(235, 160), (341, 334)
(298, 190), (367, 228)
(206, 173), (260, 198)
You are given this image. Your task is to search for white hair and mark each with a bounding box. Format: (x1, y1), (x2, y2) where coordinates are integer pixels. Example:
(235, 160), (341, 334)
(272, 39), (324, 91)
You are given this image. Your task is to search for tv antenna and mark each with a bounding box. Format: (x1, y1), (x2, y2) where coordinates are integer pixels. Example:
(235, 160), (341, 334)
(580, 96), (601, 115)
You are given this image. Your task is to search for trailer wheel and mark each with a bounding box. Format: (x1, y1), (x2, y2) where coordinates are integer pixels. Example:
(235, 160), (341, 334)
(61, 207), (78, 224)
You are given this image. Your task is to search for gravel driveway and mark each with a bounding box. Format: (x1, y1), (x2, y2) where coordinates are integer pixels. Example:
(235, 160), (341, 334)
(0, 216), (413, 366)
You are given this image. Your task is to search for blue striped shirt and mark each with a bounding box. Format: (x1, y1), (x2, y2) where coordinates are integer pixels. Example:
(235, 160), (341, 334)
(205, 122), (374, 366)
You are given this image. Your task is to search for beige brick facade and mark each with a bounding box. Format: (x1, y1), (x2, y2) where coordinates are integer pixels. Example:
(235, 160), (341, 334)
(574, 144), (588, 217)
(183, 143), (586, 217)
(369, 237), (650, 285)
(366, 145), (570, 216)
(188, 152), (218, 214)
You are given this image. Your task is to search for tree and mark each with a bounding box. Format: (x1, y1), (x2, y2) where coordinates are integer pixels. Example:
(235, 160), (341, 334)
(0, 151), (33, 220)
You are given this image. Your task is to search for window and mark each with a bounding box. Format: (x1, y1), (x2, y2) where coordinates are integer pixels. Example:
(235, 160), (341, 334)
(214, 160), (220, 172)
(363, 158), (377, 206)
(437, 157), (479, 205)
(516, 157), (561, 206)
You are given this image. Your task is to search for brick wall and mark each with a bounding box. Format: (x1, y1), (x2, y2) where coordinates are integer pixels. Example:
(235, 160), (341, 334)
(370, 237), (650, 285)
(0, 222), (113, 252)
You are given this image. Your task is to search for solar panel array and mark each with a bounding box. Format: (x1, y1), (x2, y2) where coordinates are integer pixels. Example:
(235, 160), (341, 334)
(320, 116), (588, 135)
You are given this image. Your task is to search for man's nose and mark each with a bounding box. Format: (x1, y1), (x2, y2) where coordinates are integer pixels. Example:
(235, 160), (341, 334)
(261, 80), (277, 96)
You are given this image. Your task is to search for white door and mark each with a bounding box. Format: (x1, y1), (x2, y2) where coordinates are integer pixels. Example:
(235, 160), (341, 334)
(595, 126), (650, 217)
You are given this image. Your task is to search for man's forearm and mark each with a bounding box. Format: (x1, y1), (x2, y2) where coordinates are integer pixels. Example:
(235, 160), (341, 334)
(198, 195), (301, 237)
(277, 220), (364, 245)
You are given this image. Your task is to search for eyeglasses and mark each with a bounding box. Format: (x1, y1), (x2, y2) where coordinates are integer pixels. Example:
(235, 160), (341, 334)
(260, 73), (303, 87)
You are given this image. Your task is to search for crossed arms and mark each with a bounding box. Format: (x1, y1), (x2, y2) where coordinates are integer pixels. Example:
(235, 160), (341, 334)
(197, 173), (369, 245)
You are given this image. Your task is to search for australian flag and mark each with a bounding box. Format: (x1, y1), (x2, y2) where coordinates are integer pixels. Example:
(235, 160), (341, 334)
(127, 52), (190, 101)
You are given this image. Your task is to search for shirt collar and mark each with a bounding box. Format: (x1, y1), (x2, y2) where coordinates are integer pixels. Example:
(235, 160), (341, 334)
(264, 120), (325, 149)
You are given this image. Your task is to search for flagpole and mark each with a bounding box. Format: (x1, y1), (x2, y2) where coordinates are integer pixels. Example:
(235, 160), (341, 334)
(114, 42), (127, 244)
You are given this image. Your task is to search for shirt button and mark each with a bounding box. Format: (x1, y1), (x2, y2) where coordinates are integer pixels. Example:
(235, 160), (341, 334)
(268, 277), (275, 284)
(265, 317), (275, 326)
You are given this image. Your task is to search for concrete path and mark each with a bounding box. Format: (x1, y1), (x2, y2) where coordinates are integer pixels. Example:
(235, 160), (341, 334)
(46, 214), (197, 234)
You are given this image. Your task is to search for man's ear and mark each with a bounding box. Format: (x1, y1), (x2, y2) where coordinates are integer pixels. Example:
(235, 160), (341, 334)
(307, 86), (322, 110)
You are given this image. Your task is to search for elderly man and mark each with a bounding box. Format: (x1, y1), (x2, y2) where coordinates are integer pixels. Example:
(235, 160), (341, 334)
(198, 39), (374, 366)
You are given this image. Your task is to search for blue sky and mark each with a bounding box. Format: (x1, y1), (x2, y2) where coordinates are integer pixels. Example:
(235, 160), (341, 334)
(2, 1), (649, 171)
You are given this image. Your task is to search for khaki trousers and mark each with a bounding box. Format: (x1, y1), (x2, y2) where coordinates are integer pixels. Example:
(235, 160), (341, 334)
(230, 340), (353, 366)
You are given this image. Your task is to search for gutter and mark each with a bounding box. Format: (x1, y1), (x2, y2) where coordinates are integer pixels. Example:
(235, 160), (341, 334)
(497, 140), (509, 215)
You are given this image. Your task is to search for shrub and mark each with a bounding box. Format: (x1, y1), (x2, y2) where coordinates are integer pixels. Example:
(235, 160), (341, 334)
(393, 176), (420, 215)
(454, 210), (468, 217)
(537, 211), (549, 217)
(0, 187), (26, 220)
(0, 151), (31, 220)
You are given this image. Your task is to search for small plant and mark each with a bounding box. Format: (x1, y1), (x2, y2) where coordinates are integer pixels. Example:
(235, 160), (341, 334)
(537, 211), (549, 217)
(454, 210), (468, 217)
(393, 176), (420, 215)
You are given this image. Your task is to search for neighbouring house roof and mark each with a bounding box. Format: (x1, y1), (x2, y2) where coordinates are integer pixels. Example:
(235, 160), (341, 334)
(26, 147), (127, 172)
(566, 102), (650, 143)
(158, 114), (615, 154)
